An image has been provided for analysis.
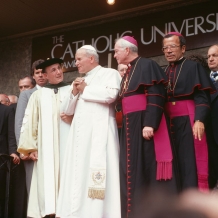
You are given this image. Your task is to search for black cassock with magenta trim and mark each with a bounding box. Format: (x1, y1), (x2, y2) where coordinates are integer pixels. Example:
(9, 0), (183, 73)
(117, 56), (177, 218)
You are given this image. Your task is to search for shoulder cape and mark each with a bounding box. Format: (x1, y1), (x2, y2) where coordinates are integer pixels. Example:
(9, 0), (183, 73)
(125, 57), (167, 94)
(165, 58), (216, 97)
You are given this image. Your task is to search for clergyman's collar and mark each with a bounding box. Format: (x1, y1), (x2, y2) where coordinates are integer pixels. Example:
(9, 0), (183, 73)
(170, 56), (185, 66)
(44, 81), (68, 89)
(85, 65), (101, 77)
(129, 56), (140, 67)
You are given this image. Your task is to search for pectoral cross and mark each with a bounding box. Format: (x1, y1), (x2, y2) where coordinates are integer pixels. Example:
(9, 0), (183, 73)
(166, 79), (172, 91)
(122, 75), (129, 93)
(119, 64), (132, 97)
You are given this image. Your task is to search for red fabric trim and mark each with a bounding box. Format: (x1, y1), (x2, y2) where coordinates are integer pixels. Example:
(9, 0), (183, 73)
(165, 100), (209, 191)
(195, 104), (210, 108)
(123, 79), (166, 95)
(125, 114), (132, 216)
(122, 94), (146, 115)
(173, 84), (216, 97)
(154, 114), (173, 180)
(146, 93), (165, 98)
(115, 112), (122, 128)
(147, 103), (164, 110)
(123, 95), (173, 181)
(166, 64), (215, 96)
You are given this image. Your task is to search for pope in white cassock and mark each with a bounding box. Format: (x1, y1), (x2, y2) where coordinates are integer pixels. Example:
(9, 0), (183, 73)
(17, 58), (73, 218)
(56, 45), (121, 218)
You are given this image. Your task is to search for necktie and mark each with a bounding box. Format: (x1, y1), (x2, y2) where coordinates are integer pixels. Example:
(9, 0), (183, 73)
(210, 71), (218, 84)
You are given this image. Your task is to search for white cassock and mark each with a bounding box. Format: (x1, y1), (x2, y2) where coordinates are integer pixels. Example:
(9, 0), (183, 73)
(56, 65), (121, 218)
(17, 85), (71, 218)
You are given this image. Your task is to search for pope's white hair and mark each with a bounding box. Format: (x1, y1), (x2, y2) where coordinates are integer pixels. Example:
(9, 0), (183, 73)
(78, 45), (99, 63)
(115, 38), (138, 53)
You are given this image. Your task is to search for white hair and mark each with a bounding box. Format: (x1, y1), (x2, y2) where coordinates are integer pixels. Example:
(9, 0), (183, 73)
(115, 38), (138, 53)
(78, 45), (99, 63)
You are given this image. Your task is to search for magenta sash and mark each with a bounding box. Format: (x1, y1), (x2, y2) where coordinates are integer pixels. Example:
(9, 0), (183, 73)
(165, 100), (209, 191)
(122, 94), (173, 180)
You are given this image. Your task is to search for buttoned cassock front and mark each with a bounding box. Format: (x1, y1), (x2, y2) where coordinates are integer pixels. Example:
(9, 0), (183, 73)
(56, 66), (121, 218)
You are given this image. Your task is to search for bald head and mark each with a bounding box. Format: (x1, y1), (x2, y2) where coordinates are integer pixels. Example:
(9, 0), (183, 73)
(118, 64), (128, 77)
(208, 45), (218, 72)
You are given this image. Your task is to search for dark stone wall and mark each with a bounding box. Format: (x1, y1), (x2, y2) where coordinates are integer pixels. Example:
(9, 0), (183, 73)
(0, 38), (32, 96)
(0, 37), (79, 96)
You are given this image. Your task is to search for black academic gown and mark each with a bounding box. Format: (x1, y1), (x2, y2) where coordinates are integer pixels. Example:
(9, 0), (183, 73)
(0, 103), (27, 218)
(118, 57), (177, 218)
(164, 57), (215, 191)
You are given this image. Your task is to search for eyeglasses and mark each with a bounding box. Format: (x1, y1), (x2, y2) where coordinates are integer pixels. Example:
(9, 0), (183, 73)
(162, 44), (181, 52)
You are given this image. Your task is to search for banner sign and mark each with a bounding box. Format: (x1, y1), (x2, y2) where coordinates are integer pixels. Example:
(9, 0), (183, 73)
(32, 2), (218, 72)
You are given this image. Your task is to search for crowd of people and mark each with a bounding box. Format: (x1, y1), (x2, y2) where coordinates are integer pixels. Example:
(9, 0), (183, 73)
(0, 32), (218, 218)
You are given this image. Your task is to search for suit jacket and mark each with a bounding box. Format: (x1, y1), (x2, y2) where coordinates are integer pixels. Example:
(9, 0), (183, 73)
(14, 87), (38, 199)
(210, 91), (218, 144)
(9, 103), (17, 113)
(0, 103), (17, 155)
(0, 103), (27, 218)
(15, 87), (37, 144)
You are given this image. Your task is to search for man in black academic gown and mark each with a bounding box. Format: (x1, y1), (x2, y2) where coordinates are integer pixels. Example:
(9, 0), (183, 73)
(0, 102), (26, 218)
(114, 36), (177, 218)
(162, 32), (215, 192)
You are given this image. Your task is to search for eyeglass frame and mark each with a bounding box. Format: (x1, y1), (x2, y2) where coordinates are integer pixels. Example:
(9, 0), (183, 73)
(162, 44), (181, 52)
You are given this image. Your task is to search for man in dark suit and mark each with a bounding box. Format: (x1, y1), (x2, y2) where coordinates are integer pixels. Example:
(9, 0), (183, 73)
(18, 75), (36, 92)
(15, 59), (47, 198)
(207, 45), (218, 188)
(0, 102), (24, 218)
